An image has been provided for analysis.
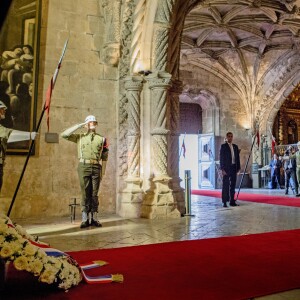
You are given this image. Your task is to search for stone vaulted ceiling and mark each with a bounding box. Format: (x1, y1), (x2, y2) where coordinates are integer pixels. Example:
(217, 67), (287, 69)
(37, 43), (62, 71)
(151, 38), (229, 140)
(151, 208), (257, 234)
(180, 0), (300, 126)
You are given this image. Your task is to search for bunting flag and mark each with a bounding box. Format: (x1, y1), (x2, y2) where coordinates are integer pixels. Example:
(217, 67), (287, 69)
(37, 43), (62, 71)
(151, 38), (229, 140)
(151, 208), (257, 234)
(8, 221), (123, 284)
(268, 127), (277, 154)
(45, 37), (69, 131)
(271, 134), (276, 155)
(256, 130), (260, 148)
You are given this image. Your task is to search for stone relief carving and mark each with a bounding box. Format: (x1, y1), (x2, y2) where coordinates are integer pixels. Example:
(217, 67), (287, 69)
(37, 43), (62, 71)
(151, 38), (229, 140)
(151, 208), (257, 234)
(153, 28), (169, 71)
(168, 81), (182, 177)
(155, 0), (175, 23)
(118, 90), (129, 177)
(102, 0), (121, 66)
(119, 0), (134, 79)
(118, 0), (135, 178)
(130, 0), (146, 73)
(125, 77), (143, 178)
(148, 73), (172, 176)
(103, 43), (120, 67)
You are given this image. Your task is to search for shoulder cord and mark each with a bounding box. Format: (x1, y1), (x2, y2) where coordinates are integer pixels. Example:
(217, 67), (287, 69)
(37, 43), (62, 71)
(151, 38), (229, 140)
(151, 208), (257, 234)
(79, 134), (83, 159)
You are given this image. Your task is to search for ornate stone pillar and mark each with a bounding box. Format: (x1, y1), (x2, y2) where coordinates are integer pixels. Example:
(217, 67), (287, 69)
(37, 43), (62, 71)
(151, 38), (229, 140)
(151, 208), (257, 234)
(141, 72), (181, 219)
(119, 76), (144, 218)
(168, 80), (185, 215)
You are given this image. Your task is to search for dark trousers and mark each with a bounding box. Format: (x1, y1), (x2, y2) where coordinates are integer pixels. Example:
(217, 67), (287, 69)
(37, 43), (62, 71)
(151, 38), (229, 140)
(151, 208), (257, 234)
(77, 163), (102, 213)
(285, 169), (298, 193)
(271, 171), (281, 189)
(222, 164), (237, 204)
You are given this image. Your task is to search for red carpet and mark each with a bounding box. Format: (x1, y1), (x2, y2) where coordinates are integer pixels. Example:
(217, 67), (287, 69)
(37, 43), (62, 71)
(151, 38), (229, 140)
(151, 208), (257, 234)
(3, 229), (300, 300)
(192, 189), (300, 207)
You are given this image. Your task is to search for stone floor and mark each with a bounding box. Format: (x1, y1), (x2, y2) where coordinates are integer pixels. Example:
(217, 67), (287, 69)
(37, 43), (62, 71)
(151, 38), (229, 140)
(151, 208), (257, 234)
(13, 189), (300, 300)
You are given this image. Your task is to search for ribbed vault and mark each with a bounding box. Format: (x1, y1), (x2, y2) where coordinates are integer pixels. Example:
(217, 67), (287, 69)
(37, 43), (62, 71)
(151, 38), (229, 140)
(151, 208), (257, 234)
(180, 0), (300, 132)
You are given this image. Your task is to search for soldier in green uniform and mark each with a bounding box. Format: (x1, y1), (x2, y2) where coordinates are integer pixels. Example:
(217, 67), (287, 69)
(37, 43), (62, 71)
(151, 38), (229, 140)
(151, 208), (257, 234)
(61, 115), (109, 228)
(0, 100), (36, 191)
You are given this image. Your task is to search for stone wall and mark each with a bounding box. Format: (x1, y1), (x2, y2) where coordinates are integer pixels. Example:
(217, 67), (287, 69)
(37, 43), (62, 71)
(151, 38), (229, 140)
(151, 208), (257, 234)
(1, 0), (118, 218)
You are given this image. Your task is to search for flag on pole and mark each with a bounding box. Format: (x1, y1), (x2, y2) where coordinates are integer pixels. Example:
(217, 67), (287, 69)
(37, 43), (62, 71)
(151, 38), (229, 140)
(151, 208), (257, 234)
(181, 139), (186, 158)
(268, 127), (277, 154)
(271, 134), (276, 155)
(179, 133), (186, 159)
(45, 37), (69, 131)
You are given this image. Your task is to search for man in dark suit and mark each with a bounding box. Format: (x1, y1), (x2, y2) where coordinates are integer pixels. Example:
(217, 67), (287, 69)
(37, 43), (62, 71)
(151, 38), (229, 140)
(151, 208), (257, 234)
(220, 132), (241, 207)
(269, 153), (282, 189)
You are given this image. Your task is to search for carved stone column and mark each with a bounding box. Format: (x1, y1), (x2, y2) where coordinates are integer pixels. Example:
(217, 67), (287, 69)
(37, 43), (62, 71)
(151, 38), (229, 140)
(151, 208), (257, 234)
(141, 72), (181, 219)
(168, 80), (185, 215)
(119, 76), (144, 218)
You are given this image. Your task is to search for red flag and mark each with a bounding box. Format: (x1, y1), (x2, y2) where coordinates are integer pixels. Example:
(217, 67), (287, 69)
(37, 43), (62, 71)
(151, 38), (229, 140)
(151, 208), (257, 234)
(44, 38), (69, 131)
(271, 135), (276, 155)
(256, 131), (260, 148)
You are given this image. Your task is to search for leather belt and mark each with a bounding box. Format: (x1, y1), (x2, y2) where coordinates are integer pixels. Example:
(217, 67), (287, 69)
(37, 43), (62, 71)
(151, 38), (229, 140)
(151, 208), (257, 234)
(79, 158), (100, 164)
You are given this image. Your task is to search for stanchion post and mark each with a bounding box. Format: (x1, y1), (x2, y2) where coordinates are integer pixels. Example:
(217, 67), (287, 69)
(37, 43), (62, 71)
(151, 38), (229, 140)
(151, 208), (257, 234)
(184, 170), (195, 217)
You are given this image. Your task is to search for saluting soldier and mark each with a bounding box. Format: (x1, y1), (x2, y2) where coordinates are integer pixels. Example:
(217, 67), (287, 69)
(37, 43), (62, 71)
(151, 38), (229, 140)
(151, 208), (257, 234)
(61, 115), (109, 228)
(0, 100), (37, 191)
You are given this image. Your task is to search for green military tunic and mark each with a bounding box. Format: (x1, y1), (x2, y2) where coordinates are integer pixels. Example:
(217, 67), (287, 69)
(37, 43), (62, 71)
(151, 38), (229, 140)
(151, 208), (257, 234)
(61, 130), (109, 213)
(290, 151), (300, 192)
(63, 132), (108, 162)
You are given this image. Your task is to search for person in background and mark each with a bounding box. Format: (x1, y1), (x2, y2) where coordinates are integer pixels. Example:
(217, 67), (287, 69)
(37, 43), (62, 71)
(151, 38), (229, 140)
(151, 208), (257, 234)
(269, 153), (282, 189)
(219, 132), (241, 207)
(289, 141), (300, 197)
(0, 81), (13, 128)
(61, 115), (109, 228)
(283, 146), (298, 195)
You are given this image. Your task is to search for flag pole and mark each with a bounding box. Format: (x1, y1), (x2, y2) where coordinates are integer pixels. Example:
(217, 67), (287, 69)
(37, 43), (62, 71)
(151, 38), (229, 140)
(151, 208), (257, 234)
(7, 107), (46, 216)
(7, 38), (69, 217)
(236, 131), (257, 202)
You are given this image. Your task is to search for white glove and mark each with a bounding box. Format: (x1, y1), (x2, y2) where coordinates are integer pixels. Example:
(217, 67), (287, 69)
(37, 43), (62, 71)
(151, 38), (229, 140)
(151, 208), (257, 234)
(61, 123), (86, 138)
(31, 132), (37, 140)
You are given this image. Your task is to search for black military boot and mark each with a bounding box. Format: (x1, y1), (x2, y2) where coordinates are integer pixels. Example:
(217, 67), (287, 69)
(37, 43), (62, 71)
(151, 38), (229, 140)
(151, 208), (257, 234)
(80, 212), (89, 228)
(90, 212), (102, 227)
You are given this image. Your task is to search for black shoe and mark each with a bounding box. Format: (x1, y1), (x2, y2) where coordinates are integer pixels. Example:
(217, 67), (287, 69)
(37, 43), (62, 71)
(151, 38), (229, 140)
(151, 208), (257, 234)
(80, 220), (89, 228)
(223, 203), (228, 208)
(90, 219), (102, 227)
(230, 202), (239, 207)
(296, 194), (300, 197)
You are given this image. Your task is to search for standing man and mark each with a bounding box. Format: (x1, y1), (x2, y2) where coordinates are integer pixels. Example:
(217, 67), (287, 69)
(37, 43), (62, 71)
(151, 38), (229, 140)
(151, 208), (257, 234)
(289, 141), (300, 197)
(61, 115), (109, 228)
(0, 100), (36, 191)
(220, 132), (240, 207)
(269, 153), (282, 189)
(283, 146), (298, 195)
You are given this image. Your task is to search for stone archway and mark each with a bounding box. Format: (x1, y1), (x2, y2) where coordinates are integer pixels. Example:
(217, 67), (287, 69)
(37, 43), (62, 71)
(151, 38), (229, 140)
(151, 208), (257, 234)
(180, 87), (220, 135)
(117, 0), (197, 219)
